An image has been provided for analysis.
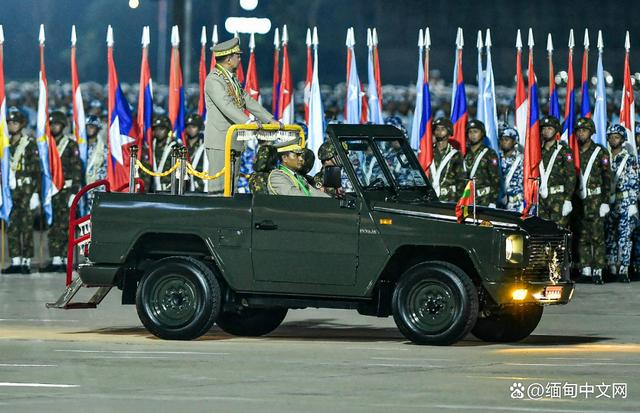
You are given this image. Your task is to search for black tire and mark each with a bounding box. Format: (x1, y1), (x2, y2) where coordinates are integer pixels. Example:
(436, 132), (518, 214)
(472, 305), (543, 343)
(392, 261), (478, 345)
(136, 256), (221, 340)
(216, 308), (288, 337)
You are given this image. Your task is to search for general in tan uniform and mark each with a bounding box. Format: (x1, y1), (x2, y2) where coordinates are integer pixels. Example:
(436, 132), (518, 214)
(204, 38), (277, 194)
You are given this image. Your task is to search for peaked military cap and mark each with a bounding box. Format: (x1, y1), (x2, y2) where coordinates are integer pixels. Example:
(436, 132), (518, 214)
(213, 38), (242, 58)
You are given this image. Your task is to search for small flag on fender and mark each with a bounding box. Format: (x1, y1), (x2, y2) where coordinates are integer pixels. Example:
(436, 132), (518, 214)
(455, 180), (475, 223)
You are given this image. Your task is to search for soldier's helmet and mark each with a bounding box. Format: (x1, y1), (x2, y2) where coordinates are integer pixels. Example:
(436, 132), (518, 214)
(152, 115), (172, 130)
(540, 115), (561, 133)
(606, 124), (627, 140)
(497, 120), (509, 137)
(185, 113), (204, 129)
(49, 110), (68, 127)
(7, 107), (26, 124)
(432, 117), (454, 135)
(86, 115), (102, 130)
(384, 116), (408, 138)
(500, 126), (519, 141)
(575, 117), (596, 133)
(318, 141), (337, 162)
(466, 119), (486, 136)
(253, 145), (277, 173)
(635, 123), (640, 137)
(299, 148), (316, 175)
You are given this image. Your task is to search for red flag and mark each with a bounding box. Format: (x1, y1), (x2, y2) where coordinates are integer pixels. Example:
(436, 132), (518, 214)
(245, 33), (260, 103)
(514, 31), (527, 148)
(70, 26), (87, 166)
(137, 26), (153, 163)
(272, 28), (280, 115)
(450, 48), (467, 155)
(198, 26), (207, 117)
(39, 44), (64, 193)
(620, 31), (636, 155)
(235, 33), (245, 86)
(561, 33), (580, 170)
(209, 25), (218, 73)
(304, 29), (312, 124)
(168, 26), (186, 144)
(278, 25), (294, 123)
(523, 31), (541, 216)
(418, 43), (433, 172)
(372, 28), (383, 117)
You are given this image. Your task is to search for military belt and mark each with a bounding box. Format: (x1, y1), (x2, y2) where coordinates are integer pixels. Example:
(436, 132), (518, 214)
(585, 187), (601, 197)
(477, 186), (491, 197)
(549, 185), (564, 195)
(439, 185), (457, 197)
(63, 179), (73, 189)
(16, 177), (32, 187)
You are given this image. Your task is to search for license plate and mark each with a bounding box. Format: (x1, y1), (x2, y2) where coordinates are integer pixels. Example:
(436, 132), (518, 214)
(544, 286), (563, 300)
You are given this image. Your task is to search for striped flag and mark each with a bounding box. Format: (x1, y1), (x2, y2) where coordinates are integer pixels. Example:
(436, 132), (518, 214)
(455, 180), (475, 223)
(523, 29), (541, 216)
(409, 29), (425, 152)
(561, 30), (579, 169)
(36, 25), (63, 225)
(418, 28), (433, 172)
(514, 30), (528, 148)
(366, 28), (383, 124)
(168, 25), (185, 144)
(304, 28), (312, 124)
(0, 26), (12, 223)
(620, 31), (636, 156)
(581, 29), (591, 118)
(245, 32), (260, 103)
(198, 26), (207, 118)
(450, 28), (468, 155)
(106, 25), (138, 190)
(272, 28), (280, 115)
(547, 34), (561, 119)
(307, 27), (324, 175)
(593, 30), (607, 147)
(209, 25), (218, 73)
(137, 26), (153, 163)
(278, 25), (294, 124)
(70, 26), (87, 168)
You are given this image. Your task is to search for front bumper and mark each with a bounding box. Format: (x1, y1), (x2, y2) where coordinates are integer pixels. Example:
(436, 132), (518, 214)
(484, 280), (575, 305)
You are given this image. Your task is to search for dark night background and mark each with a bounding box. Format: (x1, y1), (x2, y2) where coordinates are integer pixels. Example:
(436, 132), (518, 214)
(0, 0), (638, 88)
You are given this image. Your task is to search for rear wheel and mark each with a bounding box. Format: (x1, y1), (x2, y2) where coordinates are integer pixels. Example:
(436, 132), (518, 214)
(392, 261), (478, 345)
(472, 305), (543, 342)
(136, 256), (221, 340)
(216, 308), (288, 337)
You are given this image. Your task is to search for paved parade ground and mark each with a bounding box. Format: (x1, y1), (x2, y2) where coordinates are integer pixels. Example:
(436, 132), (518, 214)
(0, 273), (639, 413)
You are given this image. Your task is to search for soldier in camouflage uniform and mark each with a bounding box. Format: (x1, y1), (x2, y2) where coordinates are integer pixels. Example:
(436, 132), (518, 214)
(632, 124), (640, 277)
(184, 114), (206, 192)
(573, 117), (611, 284)
(248, 144), (277, 194)
(140, 115), (179, 192)
(464, 120), (500, 207)
(84, 115), (107, 211)
(498, 126), (524, 212)
(299, 148), (316, 186)
(604, 124), (638, 282)
(538, 116), (576, 227)
(2, 108), (41, 274)
(430, 118), (465, 202)
(313, 141), (344, 198)
(44, 111), (83, 273)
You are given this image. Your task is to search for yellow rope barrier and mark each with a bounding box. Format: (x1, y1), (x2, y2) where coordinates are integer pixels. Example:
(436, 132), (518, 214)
(185, 162), (226, 181)
(135, 159), (181, 177)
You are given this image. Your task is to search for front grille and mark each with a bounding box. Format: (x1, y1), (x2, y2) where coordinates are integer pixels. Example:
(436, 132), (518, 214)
(522, 235), (568, 281)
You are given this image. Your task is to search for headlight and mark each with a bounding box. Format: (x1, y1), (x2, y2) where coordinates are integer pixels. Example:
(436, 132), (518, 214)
(505, 234), (524, 264)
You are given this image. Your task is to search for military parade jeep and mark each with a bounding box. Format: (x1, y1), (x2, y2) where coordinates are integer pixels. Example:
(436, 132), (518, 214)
(49, 124), (574, 345)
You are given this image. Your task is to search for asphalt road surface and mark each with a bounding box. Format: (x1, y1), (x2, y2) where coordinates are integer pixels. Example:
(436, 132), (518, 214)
(0, 273), (639, 413)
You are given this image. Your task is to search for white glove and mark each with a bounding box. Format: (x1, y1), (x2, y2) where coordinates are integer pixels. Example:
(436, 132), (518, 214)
(29, 193), (40, 210)
(629, 205), (638, 217)
(561, 200), (573, 217)
(539, 186), (548, 199)
(599, 203), (610, 217)
(68, 193), (77, 208)
(488, 203), (496, 209)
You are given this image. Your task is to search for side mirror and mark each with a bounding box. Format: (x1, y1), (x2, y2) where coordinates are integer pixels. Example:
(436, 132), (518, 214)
(323, 165), (342, 188)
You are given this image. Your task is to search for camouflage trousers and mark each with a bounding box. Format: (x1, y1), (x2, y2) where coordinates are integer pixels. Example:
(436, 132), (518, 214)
(539, 198), (570, 227)
(630, 214), (640, 266)
(605, 203), (634, 267)
(7, 191), (35, 258)
(48, 189), (72, 257)
(575, 215), (606, 269)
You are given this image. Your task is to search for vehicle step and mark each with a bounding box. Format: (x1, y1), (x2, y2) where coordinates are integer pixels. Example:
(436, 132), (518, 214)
(46, 275), (112, 309)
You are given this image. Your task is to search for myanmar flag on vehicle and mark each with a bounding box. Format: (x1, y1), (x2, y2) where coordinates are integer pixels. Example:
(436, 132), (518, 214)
(455, 180), (475, 223)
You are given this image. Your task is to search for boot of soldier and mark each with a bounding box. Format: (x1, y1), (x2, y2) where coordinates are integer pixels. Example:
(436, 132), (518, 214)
(42, 256), (63, 273)
(618, 265), (631, 283)
(21, 258), (32, 275)
(592, 268), (604, 285)
(609, 264), (618, 277)
(2, 257), (23, 274)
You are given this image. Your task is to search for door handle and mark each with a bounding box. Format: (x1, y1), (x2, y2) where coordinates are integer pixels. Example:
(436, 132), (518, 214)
(255, 220), (278, 230)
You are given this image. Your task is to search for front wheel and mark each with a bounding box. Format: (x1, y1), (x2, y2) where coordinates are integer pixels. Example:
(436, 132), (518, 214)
(392, 261), (479, 345)
(472, 305), (543, 343)
(136, 256), (221, 340)
(216, 308), (288, 337)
